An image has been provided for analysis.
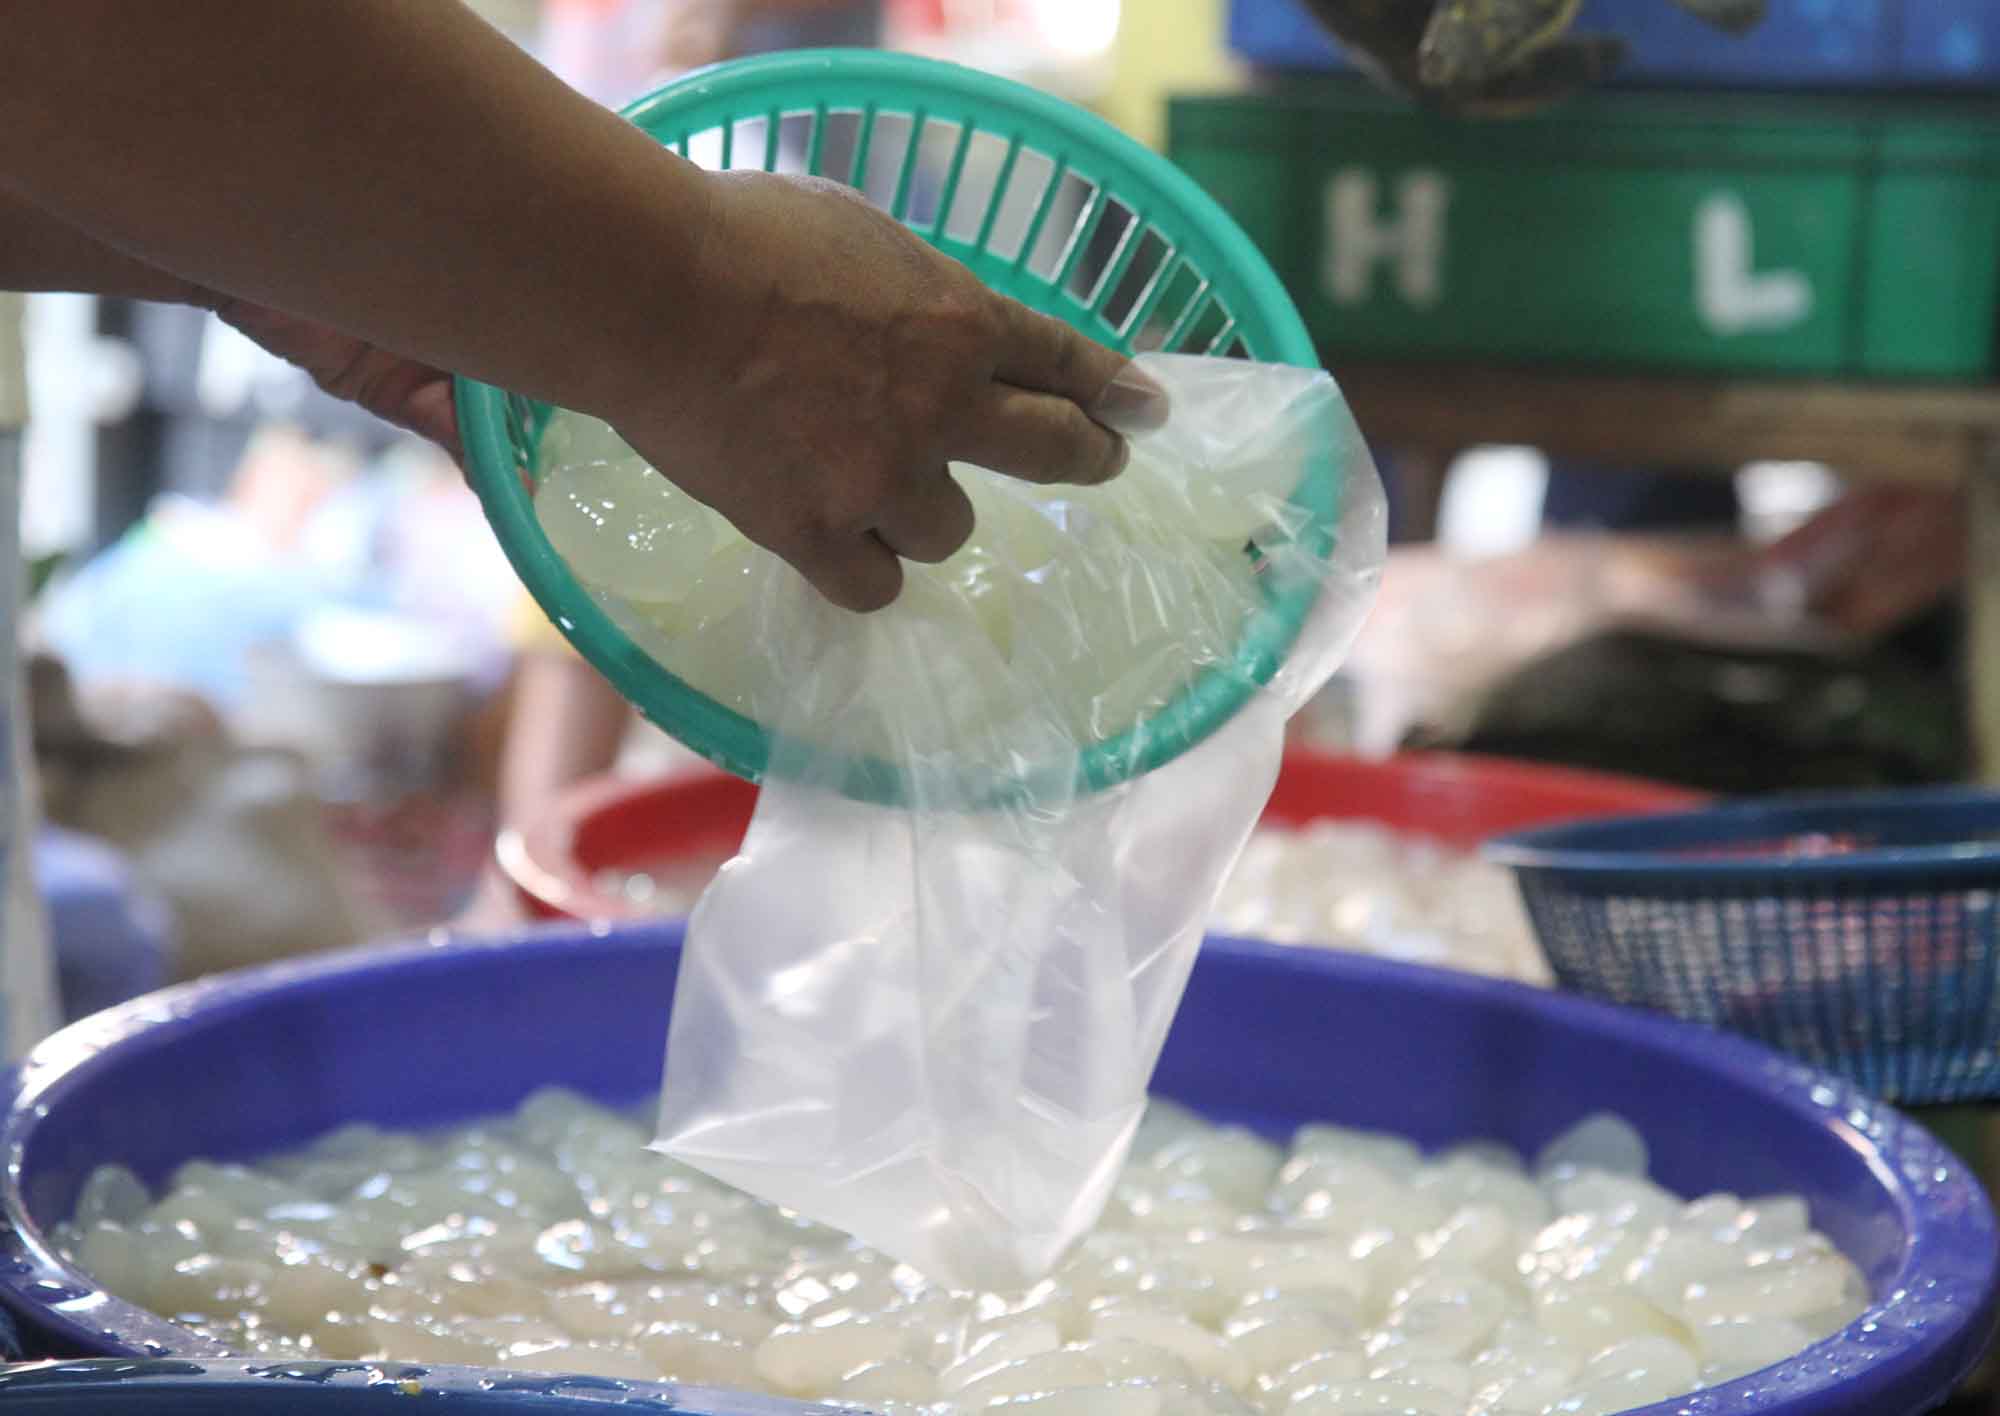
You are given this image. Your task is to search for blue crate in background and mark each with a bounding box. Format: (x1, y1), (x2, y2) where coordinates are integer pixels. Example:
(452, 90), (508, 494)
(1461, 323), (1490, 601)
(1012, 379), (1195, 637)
(1901, 0), (2000, 81)
(1226, 0), (2000, 87)
(1605, 0), (1886, 84)
(1226, 0), (1341, 70)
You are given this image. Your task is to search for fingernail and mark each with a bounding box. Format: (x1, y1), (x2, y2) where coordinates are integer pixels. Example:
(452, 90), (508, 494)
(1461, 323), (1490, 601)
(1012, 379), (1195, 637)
(1092, 374), (1170, 436)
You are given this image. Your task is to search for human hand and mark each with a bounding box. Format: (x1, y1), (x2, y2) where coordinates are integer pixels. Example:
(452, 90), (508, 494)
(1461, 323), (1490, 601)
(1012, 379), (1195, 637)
(1747, 485), (1962, 640)
(603, 169), (1167, 612)
(1608, 485), (1963, 649)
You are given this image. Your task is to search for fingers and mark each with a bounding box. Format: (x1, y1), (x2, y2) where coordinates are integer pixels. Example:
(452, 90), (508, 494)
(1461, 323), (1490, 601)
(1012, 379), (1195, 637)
(1091, 361), (1172, 436)
(781, 470), (969, 613)
(214, 296), (463, 459)
(956, 384), (1126, 487)
(991, 300), (1127, 404)
(992, 299), (1171, 434)
(783, 529), (904, 614)
(393, 379), (463, 462)
(872, 466), (976, 564)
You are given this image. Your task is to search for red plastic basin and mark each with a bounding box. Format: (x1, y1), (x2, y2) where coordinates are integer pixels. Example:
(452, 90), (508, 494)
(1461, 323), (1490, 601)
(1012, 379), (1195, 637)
(501, 751), (1701, 922)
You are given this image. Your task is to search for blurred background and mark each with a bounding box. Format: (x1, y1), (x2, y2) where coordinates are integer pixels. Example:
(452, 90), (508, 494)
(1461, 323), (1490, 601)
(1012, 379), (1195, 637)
(14, 8), (2000, 1406)
(12, 0), (1990, 1014)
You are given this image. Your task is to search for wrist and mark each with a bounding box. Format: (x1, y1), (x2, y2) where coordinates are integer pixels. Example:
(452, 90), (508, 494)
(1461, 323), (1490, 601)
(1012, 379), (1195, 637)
(586, 159), (739, 429)
(580, 156), (726, 428)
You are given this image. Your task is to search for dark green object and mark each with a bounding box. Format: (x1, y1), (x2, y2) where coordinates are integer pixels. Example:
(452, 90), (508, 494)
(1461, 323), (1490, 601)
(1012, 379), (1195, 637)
(1427, 627), (1964, 795)
(1167, 83), (2000, 377)
(25, 553), (64, 602)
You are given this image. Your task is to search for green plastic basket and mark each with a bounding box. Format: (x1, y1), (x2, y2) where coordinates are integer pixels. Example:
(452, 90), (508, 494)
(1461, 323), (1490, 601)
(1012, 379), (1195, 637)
(456, 49), (1343, 802)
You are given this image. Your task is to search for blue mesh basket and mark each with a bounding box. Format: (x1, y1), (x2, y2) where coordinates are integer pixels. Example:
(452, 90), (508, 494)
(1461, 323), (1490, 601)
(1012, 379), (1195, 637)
(1487, 787), (2000, 1105)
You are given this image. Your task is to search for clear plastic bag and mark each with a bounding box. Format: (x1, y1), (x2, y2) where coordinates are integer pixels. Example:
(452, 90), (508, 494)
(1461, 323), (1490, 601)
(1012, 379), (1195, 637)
(648, 353), (1386, 1289)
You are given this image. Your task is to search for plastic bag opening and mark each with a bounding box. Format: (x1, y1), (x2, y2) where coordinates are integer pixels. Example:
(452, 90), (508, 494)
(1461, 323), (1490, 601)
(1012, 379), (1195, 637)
(649, 352), (1386, 1290)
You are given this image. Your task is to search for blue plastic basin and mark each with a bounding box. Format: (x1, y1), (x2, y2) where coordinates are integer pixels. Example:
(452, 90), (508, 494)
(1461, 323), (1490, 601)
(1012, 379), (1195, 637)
(0, 923), (1993, 1415)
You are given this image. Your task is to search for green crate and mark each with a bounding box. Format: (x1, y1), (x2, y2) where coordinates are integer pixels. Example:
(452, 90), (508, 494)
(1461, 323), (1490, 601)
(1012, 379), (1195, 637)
(1165, 83), (2000, 379)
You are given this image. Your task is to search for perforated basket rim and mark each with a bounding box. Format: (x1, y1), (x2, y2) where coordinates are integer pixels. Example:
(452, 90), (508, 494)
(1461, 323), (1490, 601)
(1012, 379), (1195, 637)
(454, 48), (1339, 806)
(1486, 785), (2000, 887)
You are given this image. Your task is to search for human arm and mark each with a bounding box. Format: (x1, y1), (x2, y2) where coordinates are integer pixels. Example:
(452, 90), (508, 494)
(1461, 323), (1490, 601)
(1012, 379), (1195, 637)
(0, 183), (460, 449)
(498, 653), (634, 839)
(458, 649), (631, 932)
(0, 1), (1159, 611)
(458, 606), (634, 932)
(0, 186), (207, 305)
(0, 1), (710, 421)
